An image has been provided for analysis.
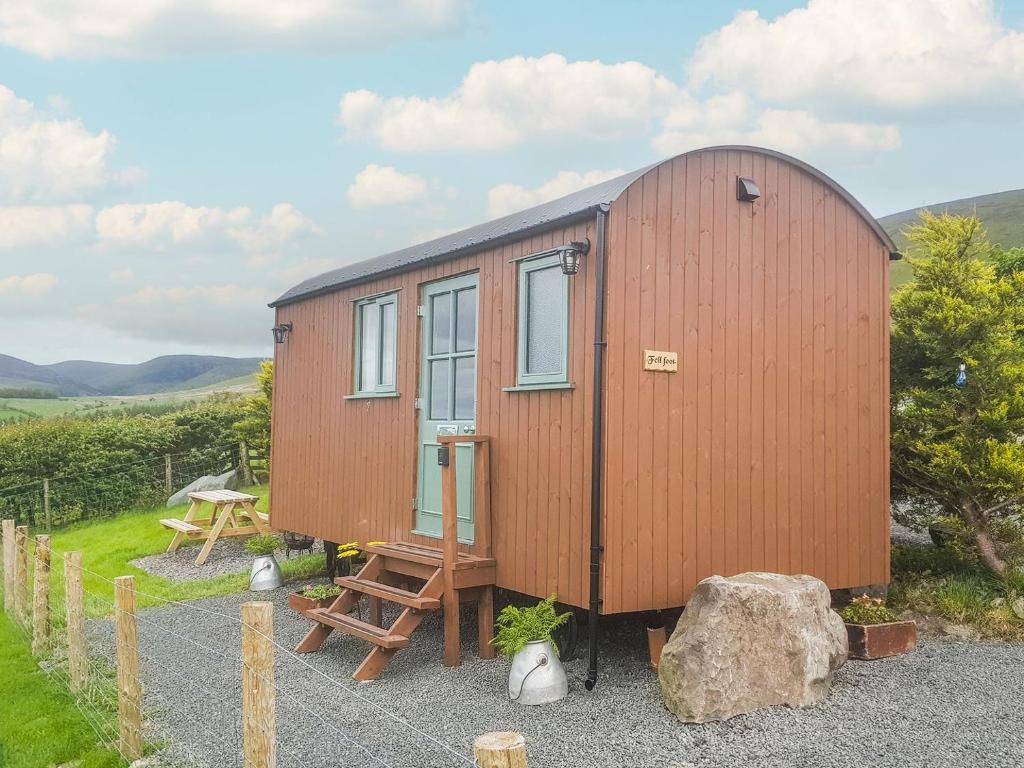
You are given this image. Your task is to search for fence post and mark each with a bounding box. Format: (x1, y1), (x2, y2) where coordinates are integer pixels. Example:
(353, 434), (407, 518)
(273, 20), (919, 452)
(474, 732), (528, 768)
(165, 454), (173, 495)
(114, 576), (144, 762)
(42, 479), (52, 530)
(241, 601), (276, 768)
(65, 552), (87, 693)
(2, 519), (14, 614)
(14, 525), (28, 625)
(32, 535), (50, 655)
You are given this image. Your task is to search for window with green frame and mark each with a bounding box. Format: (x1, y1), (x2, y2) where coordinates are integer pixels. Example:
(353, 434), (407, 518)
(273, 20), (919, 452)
(516, 253), (569, 387)
(353, 292), (398, 395)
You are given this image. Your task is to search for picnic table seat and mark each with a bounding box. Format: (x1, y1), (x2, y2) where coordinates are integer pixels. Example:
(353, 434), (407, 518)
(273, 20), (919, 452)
(162, 489), (269, 566)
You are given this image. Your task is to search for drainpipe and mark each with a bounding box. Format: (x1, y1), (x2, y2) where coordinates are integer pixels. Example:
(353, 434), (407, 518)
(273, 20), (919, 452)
(585, 205), (609, 691)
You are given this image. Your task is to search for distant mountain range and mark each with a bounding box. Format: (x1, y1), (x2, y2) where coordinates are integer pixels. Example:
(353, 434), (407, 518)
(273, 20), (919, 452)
(0, 354), (266, 396)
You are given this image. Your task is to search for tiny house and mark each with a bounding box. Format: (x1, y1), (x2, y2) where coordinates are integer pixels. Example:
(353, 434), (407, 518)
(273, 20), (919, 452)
(269, 146), (897, 682)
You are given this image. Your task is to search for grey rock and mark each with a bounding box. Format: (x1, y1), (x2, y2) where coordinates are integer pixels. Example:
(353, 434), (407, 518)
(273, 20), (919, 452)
(1012, 597), (1024, 620)
(166, 469), (240, 508)
(659, 572), (848, 723)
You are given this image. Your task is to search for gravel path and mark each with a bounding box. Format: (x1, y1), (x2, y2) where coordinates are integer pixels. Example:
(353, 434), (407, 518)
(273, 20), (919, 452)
(87, 587), (1024, 768)
(130, 538), (325, 581)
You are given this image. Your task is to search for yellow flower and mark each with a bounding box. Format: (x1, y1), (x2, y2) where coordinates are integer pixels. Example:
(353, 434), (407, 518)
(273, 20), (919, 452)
(366, 541), (387, 547)
(338, 541), (359, 550)
(337, 549), (359, 559)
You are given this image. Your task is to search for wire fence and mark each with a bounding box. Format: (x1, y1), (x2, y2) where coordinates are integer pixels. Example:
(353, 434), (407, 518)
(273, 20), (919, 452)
(0, 443), (259, 529)
(0, 527), (516, 768)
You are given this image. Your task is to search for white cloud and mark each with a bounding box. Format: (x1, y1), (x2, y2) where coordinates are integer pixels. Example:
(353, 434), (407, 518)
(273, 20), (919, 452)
(0, 272), (57, 296)
(81, 283), (268, 346)
(0, 0), (468, 58)
(346, 164), (427, 207)
(95, 201), (318, 254)
(109, 268), (133, 281)
(488, 169), (625, 218)
(0, 84), (131, 202)
(339, 54), (682, 151)
(689, 0), (1024, 111)
(0, 205), (94, 248)
(652, 92), (901, 156)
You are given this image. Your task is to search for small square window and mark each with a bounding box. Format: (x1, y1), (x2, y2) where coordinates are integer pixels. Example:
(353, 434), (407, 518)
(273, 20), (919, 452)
(354, 292), (398, 395)
(516, 254), (569, 386)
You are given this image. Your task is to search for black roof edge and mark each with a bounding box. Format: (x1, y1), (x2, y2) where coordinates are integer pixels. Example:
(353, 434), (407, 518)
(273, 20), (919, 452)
(270, 145), (897, 309)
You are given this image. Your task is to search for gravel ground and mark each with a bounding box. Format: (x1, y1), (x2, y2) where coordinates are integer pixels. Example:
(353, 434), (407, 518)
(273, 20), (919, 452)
(87, 587), (1024, 768)
(130, 539), (325, 581)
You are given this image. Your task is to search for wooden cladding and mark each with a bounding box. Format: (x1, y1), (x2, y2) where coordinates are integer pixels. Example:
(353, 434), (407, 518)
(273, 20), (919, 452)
(600, 148), (890, 614)
(271, 146), (892, 615)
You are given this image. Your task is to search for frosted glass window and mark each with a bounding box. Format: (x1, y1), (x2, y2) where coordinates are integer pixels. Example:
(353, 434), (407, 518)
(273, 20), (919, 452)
(517, 254), (568, 386)
(354, 293), (398, 394)
(455, 288), (477, 352)
(454, 357), (476, 419)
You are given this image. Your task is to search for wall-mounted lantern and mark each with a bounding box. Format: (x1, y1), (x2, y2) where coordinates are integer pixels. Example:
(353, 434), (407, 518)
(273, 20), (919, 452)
(558, 239), (591, 276)
(272, 322), (293, 344)
(736, 177), (761, 202)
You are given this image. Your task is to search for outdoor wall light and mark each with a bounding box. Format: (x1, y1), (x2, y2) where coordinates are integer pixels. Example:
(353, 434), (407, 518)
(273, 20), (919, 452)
(736, 176), (761, 202)
(271, 322), (293, 344)
(558, 239), (591, 276)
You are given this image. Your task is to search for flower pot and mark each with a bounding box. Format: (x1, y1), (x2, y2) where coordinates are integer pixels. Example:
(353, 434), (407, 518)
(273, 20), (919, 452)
(508, 640), (568, 706)
(287, 591), (334, 614)
(249, 555), (283, 591)
(845, 620), (918, 660)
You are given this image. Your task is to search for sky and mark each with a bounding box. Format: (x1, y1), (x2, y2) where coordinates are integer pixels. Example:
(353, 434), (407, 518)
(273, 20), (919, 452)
(1, 0), (1023, 364)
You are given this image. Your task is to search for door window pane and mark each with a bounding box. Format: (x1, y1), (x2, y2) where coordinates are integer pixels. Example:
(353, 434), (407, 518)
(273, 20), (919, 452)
(526, 265), (564, 374)
(431, 293), (451, 355)
(454, 356), (476, 419)
(429, 359), (450, 420)
(380, 301), (396, 387)
(455, 288), (477, 352)
(359, 302), (379, 391)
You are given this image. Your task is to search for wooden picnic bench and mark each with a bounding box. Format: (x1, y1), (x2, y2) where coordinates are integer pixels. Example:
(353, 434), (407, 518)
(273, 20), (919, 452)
(160, 489), (269, 566)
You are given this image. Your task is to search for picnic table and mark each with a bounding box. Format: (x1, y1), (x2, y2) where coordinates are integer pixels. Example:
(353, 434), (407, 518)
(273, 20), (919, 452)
(160, 489), (270, 566)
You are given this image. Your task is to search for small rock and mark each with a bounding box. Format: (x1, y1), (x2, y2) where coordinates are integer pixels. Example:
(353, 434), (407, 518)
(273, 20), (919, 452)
(991, 597), (1006, 608)
(1012, 597), (1024, 620)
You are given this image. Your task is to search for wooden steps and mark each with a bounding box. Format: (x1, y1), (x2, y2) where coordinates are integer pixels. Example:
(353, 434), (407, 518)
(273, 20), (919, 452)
(295, 543), (496, 681)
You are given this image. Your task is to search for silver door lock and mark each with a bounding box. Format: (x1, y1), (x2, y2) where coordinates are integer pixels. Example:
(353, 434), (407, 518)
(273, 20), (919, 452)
(462, 425), (476, 434)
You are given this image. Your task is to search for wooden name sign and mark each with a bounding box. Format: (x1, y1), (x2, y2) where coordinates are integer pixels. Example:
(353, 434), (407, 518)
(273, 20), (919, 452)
(644, 350), (678, 372)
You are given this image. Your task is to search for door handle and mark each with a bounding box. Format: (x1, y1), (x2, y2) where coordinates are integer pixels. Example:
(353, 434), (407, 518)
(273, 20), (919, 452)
(463, 425), (476, 434)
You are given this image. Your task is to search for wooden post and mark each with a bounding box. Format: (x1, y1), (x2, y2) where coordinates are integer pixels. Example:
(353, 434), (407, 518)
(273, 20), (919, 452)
(164, 454), (173, 495)
(474, 732), (528, 768)
(42, 479), (51, 530)
(114, 576), (144, 762)
(2, 519), (14, 615)
(14, 525), (28, 625)
(32, 535), (50, 655)
(242, 601), (276, 768)
(439, 437), (460, 667)
(65, 552), (87, 693)
(474, 440), (493, 559)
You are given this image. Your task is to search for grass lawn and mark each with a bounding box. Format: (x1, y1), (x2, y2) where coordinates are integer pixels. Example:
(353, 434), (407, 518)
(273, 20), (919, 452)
(0, 613), (122, 768)
(33, 486), (325, 617)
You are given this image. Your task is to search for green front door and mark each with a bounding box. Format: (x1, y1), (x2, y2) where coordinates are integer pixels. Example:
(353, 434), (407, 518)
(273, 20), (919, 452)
(415, 273), (479, 542)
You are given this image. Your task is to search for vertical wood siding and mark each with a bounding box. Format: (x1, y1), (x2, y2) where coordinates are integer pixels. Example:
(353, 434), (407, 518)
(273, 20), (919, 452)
(600, 148), (891, 614)
(271, 219), (597, 610)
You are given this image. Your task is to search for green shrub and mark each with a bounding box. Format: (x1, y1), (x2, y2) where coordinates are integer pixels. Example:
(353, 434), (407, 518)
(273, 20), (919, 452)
(841, 595), (898, 624)
(493, 595), (571, 659)
(245, 535), (281, 556)
(300, 584), (342, 601)
(933, 578), (993, 623)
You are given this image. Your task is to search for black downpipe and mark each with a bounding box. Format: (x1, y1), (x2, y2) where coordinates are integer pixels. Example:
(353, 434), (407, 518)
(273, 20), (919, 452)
(585, 206), (609, 691)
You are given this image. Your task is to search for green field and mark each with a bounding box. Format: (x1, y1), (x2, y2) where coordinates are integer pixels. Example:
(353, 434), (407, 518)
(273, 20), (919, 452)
(0, 374), (258, 423)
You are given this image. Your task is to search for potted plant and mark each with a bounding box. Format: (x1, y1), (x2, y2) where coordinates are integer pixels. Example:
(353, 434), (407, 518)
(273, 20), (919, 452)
(841, 594), (918, 660)
(493, 595), (571, 705)
(288, 583), (342, 614)
(246, 534), (284, 591)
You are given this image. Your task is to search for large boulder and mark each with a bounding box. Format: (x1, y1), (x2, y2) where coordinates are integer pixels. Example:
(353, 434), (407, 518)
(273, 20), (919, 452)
(166, 469), (241, 508)
(659, 572), (848, 723)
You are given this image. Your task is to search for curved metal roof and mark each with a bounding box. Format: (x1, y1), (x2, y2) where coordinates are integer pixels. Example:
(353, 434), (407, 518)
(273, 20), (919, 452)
(271, 146), (897, 307)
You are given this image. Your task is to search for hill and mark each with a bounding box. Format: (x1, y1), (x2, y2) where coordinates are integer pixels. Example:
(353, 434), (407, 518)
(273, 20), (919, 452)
(0, 354), (265, 396)
(881, 188), (1024, 287)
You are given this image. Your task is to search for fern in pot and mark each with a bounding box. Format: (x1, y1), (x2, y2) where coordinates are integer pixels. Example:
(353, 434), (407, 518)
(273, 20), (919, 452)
(493, 595), (571, 705)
